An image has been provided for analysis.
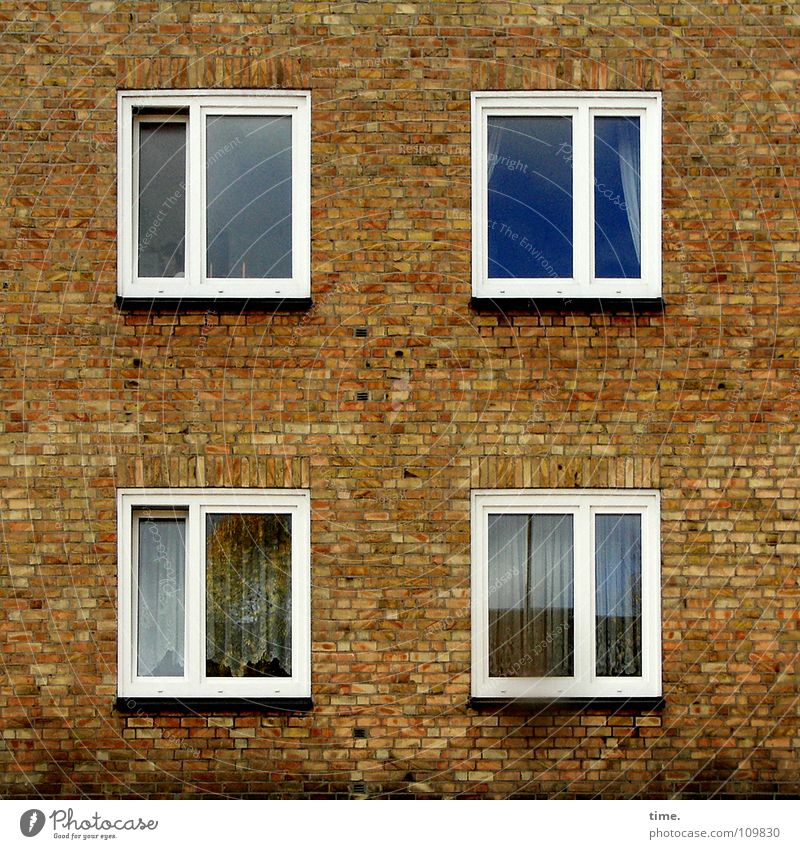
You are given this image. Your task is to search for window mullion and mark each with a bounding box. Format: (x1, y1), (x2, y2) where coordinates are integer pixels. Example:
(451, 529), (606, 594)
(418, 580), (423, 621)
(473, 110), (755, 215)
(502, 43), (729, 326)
(186, 501), (203, 692)
(187, 103), (203, 290)
(573, 502), (592, 690)
(573, 105), (591, 289)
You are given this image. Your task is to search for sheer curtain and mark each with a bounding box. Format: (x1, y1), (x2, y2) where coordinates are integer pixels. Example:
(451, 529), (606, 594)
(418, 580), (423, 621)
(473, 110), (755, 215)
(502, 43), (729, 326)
(617, 118), (641, 265)
(137, 517), (186, 677)
(488, 514), (573, 677)
(486, 119), (503, 185)
(595, 514), (642, 676)
(206, 513), (292, 678)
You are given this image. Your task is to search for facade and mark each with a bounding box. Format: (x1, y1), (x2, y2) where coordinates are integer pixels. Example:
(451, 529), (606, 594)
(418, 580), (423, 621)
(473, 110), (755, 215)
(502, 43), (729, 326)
(1, 2), (798, 798)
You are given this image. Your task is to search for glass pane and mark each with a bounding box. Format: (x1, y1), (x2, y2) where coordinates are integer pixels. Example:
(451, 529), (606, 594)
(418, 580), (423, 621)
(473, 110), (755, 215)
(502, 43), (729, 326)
(137, 121), (186, 278)
(136, 517), (186, 677)
(594, 116), (641, 278)
(206, 513), (292, 678)
(595, 514), (642, 676)
(206, 115), (292, 279)
(487, 115), (573, 279)
(488, 513), (574, 677)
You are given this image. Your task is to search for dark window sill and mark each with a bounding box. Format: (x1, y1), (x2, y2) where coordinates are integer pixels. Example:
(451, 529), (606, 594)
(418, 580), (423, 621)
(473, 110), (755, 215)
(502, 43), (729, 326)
(116, 297), (313, 313)
(470, 297), (665, 314)
(115, 696), (314, 713)
(470, 696), (665, 712)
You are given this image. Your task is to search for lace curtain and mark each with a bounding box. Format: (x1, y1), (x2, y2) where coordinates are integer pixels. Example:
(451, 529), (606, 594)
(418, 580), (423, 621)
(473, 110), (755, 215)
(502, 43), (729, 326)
(137, 517), (186, 677)
(205, 513), (292, 678)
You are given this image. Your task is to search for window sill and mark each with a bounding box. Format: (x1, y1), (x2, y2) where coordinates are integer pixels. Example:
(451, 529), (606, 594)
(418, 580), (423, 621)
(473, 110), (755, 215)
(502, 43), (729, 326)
(116, 296), (313, 313)
(470, 296), (665, 314)
(470, 696), (665, 712)
(115, 696), (314, 713)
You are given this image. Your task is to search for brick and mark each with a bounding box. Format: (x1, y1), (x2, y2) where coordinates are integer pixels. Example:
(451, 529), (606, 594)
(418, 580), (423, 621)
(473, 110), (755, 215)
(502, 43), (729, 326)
(0, 0), (796, 802)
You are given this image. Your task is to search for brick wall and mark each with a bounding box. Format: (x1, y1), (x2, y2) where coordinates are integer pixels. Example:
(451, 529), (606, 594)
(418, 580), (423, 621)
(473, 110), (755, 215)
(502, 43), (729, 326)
(0, 2), (797, 798)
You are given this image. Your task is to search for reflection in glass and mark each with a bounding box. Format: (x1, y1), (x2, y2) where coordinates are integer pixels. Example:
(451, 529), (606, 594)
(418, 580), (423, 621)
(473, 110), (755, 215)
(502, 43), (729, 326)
(136, 517), (186, 677)
(488, 513), (574, 677)
(595, 514), (642, 676)
(487, 116), (573, 279)
(206, 513), (292, 678)
(206, 115), (292, 279)
(594, 116), (641, 278)
(137, 122), (186, 278)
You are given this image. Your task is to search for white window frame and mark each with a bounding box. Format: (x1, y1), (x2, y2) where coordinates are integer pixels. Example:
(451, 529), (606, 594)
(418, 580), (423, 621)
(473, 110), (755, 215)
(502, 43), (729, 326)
(471, 489), (661, 700)
(117, 90), (311, 300)
(471, 91), (662, 300)
(117, 488), (311, 699)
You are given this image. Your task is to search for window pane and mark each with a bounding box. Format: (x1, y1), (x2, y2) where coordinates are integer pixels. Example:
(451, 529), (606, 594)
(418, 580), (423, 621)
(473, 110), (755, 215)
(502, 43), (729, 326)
(595, 514), (642, 676)
(206, 513), (292, 678)
(488, 513), (574, 677)
(594, 116), (641, 278)
(206, 115), (292, 279)
(137, 121), (186, 278)
(136, 517), (186, 677)
(487, 116), (573, 279)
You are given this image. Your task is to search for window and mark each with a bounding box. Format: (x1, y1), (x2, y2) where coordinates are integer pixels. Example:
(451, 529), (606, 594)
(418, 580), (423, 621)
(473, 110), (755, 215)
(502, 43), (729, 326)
(117, 90), (311, 300)
(471, 490), (661, 700)
(117, 489), (310, 700)
(471, 91), (661, 300)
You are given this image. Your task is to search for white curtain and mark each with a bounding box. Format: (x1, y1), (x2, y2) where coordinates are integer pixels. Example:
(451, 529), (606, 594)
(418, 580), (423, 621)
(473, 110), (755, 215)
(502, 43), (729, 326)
(488, 514), (573, 677)
(206, 514), (292, 678)
(595, 514), (642, 676)
(486, 119), (503, 185)
(137, 518), (186, 677)
(617, 118), (641, 264)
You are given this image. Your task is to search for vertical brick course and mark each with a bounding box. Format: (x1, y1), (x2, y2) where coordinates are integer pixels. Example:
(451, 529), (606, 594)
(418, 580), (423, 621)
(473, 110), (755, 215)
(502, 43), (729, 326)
(0, 1), (797, 798)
